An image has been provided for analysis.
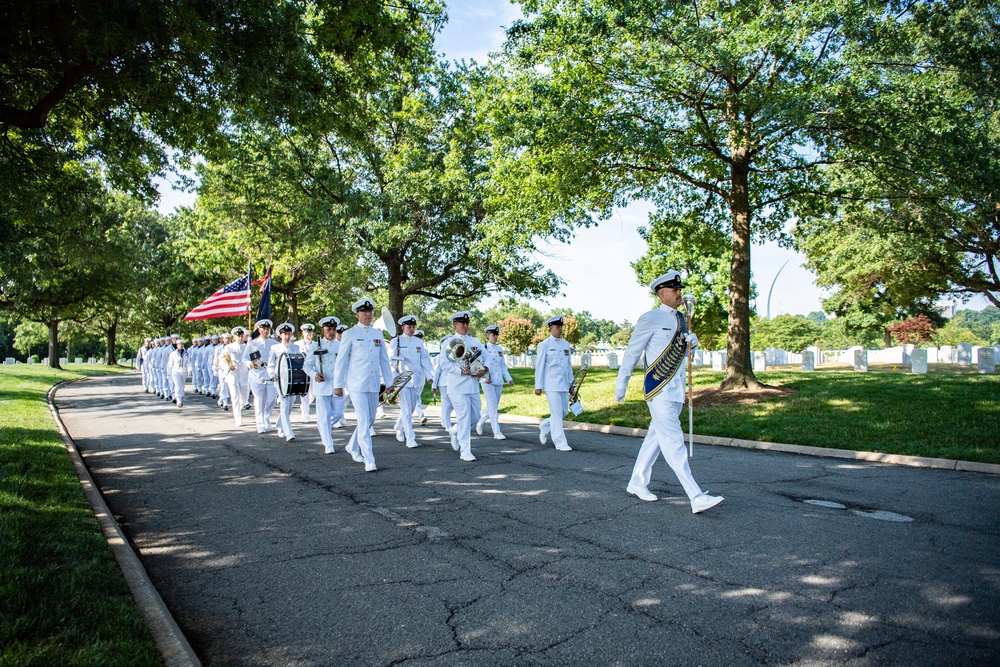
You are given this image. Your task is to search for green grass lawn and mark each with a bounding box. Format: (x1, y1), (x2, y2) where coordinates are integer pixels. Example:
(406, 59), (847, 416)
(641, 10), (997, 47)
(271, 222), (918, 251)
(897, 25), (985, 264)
(457, 365), (1000, 464)
(0, 364), (162, 667)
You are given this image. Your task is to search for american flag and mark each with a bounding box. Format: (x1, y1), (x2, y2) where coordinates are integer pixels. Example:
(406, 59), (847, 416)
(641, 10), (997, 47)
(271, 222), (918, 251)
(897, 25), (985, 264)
(184, 272), (252, 320)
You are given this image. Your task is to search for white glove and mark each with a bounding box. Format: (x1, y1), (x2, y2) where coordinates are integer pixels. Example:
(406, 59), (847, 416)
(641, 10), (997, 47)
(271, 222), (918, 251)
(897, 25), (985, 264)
(685, 333), (699, 350)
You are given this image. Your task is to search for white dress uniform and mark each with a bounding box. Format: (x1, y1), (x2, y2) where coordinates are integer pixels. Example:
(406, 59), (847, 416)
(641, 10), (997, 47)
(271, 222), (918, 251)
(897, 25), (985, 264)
(432, 336), (454, 432)
(477, 340), (513, 439)
(304, 335), (342, 453)
(333, 316), (393, 469)
(389, 331), (434, 448)
(298, 330), (316, 423)
(535, 333), (574, 451)
(614, 270), (723, 513)
(213, 339), (229, 407)
(243, 332), (278, 433)
(268, 335), (300, 442)
(615, 304), (706, 497)
(166, 346), (190, 406)
(221, 337), (249, 426)
(137, 342), (151, 391)
(441, 332), (486, 461)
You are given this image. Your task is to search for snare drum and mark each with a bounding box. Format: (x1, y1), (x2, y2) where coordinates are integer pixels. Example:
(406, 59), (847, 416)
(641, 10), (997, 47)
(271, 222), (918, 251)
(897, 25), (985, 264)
(277, 352), (309, 396)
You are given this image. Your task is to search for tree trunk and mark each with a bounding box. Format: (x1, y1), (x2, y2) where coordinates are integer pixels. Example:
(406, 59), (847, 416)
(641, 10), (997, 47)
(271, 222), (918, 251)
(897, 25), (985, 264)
(721, 159), (762, 390)
(286, 287), (299, 328)
(386, 259), (405, 327)
(47, 320), (61, 369)
(105, 316), (118, 365)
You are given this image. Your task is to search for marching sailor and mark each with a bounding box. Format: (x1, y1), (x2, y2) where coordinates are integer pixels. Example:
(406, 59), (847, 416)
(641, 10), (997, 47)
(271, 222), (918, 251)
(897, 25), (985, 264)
(137, 338), (152, 392)
(614, 270), (724, 513)
(304, 316), (343, 454)
(389, 315), (434, 448)
(441, 311), (487, 462)
(214, 333), (231, 409)
(222, 327), (250, 426)
(166, 338), (190, 407)
(243, 319), (278, 433)
(477, 324), (514, 440)
(298, 323), (316, 423)
(207, 334), (222, 398)
(535, 315), (574, 451)
(333, 298), (394, 472)
(268, 323), (300, 442)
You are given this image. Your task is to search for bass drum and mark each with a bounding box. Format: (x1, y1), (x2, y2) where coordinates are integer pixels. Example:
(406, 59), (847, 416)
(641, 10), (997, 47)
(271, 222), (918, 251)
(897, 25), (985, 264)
(277, 352), (309, 397)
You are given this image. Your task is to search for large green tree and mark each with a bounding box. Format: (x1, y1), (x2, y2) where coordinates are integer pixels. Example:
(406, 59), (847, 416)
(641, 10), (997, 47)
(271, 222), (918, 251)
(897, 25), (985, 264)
(797, 0), (1000, 313)
(487, 0), (882, 389)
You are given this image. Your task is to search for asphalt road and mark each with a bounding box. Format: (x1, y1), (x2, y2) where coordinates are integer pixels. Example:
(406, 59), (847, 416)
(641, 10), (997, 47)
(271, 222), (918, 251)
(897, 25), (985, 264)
(56, 373), (1000, 666)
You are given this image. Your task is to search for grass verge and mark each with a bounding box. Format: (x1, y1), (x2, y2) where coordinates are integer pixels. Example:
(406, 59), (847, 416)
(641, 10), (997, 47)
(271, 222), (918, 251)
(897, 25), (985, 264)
(458, 365), (1000, 465)
(0, 365), (162, 667)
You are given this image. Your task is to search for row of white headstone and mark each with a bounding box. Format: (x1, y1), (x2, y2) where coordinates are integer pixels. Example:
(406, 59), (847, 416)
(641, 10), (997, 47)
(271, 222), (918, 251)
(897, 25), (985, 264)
(3, 357), (105, 365)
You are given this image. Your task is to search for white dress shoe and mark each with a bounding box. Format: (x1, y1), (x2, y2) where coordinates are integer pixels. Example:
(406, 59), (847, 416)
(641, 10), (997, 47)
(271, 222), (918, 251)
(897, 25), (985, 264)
(349, 450), (364, 463)
(450, 430), (460, 451)
(626, 484), (658, 502)
(364, 461), (378, 472)
(285, 435), (295, 442)
(555, 443), (572, 452)
(369, 426), (376, 437)
(324, 445), (335, 454)
(539, 429), (548, 445)
(494, 433), (506, 441)
(419, 416), (428, 426)
(395, 430), (405, 442)
(475, 421), (483, 436)
(460, 452), (476, 462)
(406, 440), (418, 448)
(691, 493), (725, 514)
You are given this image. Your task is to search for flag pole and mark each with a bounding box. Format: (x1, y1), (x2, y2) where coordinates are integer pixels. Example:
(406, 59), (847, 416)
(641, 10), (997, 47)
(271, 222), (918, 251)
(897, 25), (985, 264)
(248, 257), (253, 331)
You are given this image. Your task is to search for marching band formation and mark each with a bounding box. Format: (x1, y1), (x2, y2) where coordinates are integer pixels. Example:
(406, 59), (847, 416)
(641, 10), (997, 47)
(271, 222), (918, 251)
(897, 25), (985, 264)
(134, 270), (725, 514)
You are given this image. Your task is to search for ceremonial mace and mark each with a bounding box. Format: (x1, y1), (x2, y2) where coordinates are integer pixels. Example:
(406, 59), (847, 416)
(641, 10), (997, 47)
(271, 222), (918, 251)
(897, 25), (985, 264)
(682, 293), (697, 457)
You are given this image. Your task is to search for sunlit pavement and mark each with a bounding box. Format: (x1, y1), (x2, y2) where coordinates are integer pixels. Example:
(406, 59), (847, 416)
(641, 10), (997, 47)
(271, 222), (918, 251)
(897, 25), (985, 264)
(57, 373), (1000, 666)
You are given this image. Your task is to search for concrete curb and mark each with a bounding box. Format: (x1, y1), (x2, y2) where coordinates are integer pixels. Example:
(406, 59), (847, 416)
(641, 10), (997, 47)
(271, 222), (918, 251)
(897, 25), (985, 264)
(427, 407), (1000, 476)
(48, 380), (202, 667)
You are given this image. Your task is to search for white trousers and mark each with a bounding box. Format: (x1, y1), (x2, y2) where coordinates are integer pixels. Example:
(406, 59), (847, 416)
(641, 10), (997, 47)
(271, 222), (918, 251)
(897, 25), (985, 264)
(438, 384), (453, 431)
(477, 383), (504, 436)
(450, 392), (477, 457)
(314, 394), (345, 450)
(171, 372), (186, 405)
(393, 385), (420, 445)
(209, 367), (219, 394)
(226, 376), (249, 426)
(630, 398), (703, 500)
(217, 373), (230, 406)
(250, 380), (277, 431)
(300, 383), (314, 421)
(346, 391), (377, 465)
(276, 392), (295, 439)
(540, 391), (569, 449)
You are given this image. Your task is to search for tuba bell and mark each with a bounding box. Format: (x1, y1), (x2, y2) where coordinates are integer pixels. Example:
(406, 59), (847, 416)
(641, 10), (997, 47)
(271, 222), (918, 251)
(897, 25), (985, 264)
(445, 336), (485, 375)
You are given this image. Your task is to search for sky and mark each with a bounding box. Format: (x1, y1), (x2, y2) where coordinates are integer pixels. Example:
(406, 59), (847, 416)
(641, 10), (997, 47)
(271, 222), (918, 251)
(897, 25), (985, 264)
(156, 0), (987, 322)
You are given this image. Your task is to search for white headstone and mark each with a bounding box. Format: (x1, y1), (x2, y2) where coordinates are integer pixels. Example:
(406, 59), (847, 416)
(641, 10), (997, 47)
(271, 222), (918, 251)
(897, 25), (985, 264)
(4, 357), (14, 365)
(902, 343), (915, 364)
(939, 345), (954, 363)
(801, 350), (815, 371)
(711, 351), (726, 371)
(59, 357), (68, 366)
(976, 347), (995, 374)
(806, 346), (823, 365)
(98, 358), (105, 365)
(753, 351), (766, 372)
(74, 357), (83, 364)
(910, 348), (928, 374)
(27, 358), (35, 365)
(87, 357), (96, 364)
(957, 343), (972, 365)
(607, 352), (619, 370)
(926, 347), (939, 363)
(853, 348), (868, 372)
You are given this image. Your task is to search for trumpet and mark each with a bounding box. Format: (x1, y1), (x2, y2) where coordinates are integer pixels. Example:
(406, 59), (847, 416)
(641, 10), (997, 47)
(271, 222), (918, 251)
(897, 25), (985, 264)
(445, 337), (486, 375)
(219, 349), (236, 372)
(379, 371), (413, 405)
(568, 364), (589, 404)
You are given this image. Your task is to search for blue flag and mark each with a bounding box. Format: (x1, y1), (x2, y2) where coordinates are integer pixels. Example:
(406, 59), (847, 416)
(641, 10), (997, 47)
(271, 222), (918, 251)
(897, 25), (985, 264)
(254, 266), (272, 325)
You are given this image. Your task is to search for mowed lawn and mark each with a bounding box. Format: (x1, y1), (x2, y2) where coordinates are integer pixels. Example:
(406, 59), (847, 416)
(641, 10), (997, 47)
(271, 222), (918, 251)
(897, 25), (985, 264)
(472, 364), (1000, 465)
(0, 365), (162, 666)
